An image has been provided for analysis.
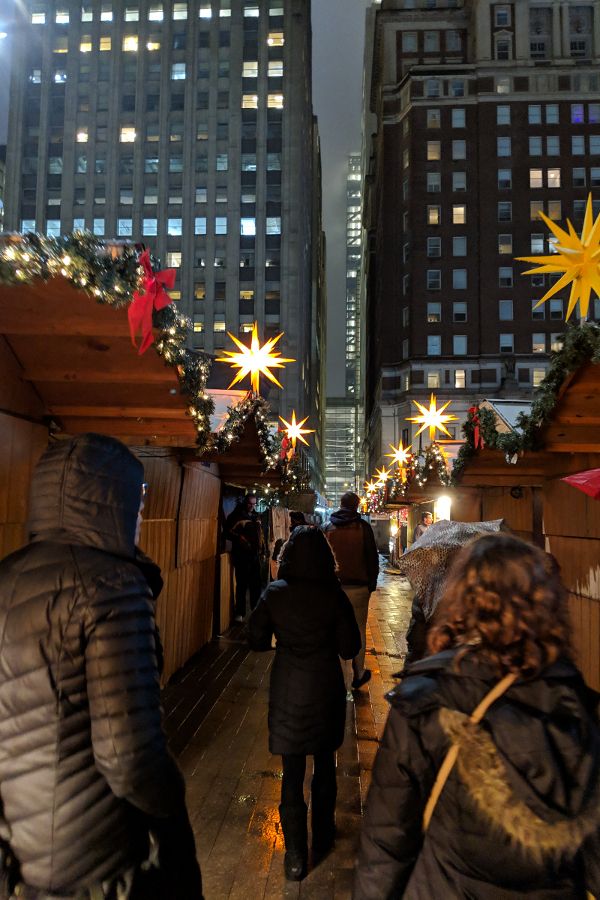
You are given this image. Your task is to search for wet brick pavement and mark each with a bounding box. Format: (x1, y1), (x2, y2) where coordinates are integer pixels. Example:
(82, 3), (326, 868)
(163, 567), (413, 899)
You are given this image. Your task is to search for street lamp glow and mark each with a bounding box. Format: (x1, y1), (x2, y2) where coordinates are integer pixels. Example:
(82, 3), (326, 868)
(0, 32), (8, 40)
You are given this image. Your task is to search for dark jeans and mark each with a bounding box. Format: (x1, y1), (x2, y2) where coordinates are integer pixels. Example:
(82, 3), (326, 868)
(233, 555), (262, 617)
(281, 752), (336, 810)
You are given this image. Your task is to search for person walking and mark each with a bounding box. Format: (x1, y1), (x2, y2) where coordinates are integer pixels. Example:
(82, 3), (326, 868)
(225, 494), (264, 622)
(248, 527), (361, 881)
(353, 533), (600, 899)
(324, 492), (379, 690)
(0, 433), (202, 900)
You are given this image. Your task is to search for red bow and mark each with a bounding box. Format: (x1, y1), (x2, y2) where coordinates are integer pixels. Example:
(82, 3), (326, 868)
(468, 405), (484, 449)
(128, 250), (176, 354)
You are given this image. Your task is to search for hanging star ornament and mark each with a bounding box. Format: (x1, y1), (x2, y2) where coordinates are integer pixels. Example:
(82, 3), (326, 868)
(216, 321), (295, 394)
(407, 394), (458, 442)
(364, 480), (378, 494)
(375, 466), (391, 485)
(278, 410), (315, 450)
(517, 194), (600, 320)
(385, 441), (413, 469)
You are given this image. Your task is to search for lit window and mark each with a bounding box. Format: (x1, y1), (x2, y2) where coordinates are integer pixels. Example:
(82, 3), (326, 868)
(241, 218), (256, 236)
(531, 234), (545, 254)
(214, 321), (226, 332)
(547, 168), (561, 188)
(173, 3), (187, 19)
(453, 335), (467, 355)
(455, 369), (466, 389)
(149, 5), (163, 21)
(427, 141), (441, 161)
(101, 4), (113, 22)
(427, 109), (441, 129)
(499, 333), (514, 353)
(496, 105), (510, 125)
(53, 70), (68, 83)
(244, 4), (260, 15)
(76, 129), (88, 143)
(196, 188), (207, 203)
(268, 60), (283, 77)
(452, 205), (466, 225)
(550, 333), (564, 352)
(93, 218), (105, 236)
(532, 369), (546, 387)
(99, 37), (112, 51)
(46, 220), (61, 237)
(168, 218), (182, 235)
(199, 5), (212, 17)
(80, 36), (93, 52)
(547, 201), (561, 220)
(496, 76), (510, 94)
(267, 94), (284, 109)
(122, 35), (138, 51)
(529, 168), (543, 188)
(193, 320), (204, 333)
(171, 63), (186, 80)
(427, 303), (441, 323)
(31, 12), (46, 24)
(242, 95), (259, 109)
(118, 218), (133, 237)
(215, 217), (227, 235)
(267, 31), (284, 46)
(21, 219), (36, 232)
(143, 218), (158, 235)
(125, 7), (139, 21)
(216, 153), (228, 171)
(147, 37), (160, 50)
(498, 300), (513, 321)
(266, 217), (281, 234)
(29, 69), (42, 83)
(427, 206), (441, 226)
(427, 336), (441, 356)
(571, 103), (584, 124)
(243, 61), (258, 77)
(195, 217), (207, 235)
(53, 36), (68, 53)
(56, 9), (69, 24)
(120, 127), (136, 142)
(532, 333), (546, 354)
(167, 252), (182, 267)
(427, 371), (441, 388)
(530, 200), (544, 220)
(220, 0), (231, 16)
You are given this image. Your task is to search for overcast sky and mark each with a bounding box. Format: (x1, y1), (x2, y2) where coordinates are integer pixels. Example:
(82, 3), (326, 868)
(0, 0), (370, 398)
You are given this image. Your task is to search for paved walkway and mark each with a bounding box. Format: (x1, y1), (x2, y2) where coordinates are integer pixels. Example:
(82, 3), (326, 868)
(163, 569), (413, 899)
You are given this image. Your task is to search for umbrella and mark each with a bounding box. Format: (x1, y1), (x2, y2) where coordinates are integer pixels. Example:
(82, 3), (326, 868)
(561, 469), (600, 501)
(397, 519), (509, 621)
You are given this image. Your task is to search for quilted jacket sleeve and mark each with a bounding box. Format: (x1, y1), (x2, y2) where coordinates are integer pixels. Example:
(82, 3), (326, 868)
(84, 569), (186, 819)
(353, 706), (431, 899)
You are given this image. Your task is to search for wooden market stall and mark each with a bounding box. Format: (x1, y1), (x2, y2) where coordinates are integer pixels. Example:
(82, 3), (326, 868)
(0, 238), (282, 681)
(453, 351), (600, 690)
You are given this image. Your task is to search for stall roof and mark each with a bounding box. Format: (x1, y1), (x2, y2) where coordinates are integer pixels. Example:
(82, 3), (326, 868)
(0, 275), (199, 446)
(479, 399), (533, 433)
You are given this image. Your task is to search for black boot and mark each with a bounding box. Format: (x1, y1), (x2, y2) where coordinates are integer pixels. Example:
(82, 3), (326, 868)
(311, 774), (337, 860)
(279, 803), (308, 881)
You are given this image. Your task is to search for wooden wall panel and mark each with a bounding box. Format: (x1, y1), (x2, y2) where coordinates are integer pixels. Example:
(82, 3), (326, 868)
(139, 520), (176, 573)
(134, 453), (181, 520)
(543, 479), (600, 540)
(481, 487), (534, 537)
(179, 464), (221, 520)
(0, 413), (49, 557)
(219, 552), (234, 634)
(451, 489), (482, 523)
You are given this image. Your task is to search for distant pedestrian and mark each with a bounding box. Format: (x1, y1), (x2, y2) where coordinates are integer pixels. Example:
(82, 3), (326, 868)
(0, 433), (202, 899)
(225, 494), (264, 621)
(412, 510), (433, 543)
(354, 533), (600, 899)
(324, 492), (379, 690)
(248, 527), (360, 881)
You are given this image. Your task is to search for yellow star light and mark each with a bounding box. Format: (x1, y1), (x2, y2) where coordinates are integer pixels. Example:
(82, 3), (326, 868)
(385, 441), (413, 468)
(375, 466), (391, 485)
(279, 410), (315, 449)
(216, 322), (295, 394)
(517, 194), (600, 320)
(407, 393), (458, 442)
(364, 480), (378, 494)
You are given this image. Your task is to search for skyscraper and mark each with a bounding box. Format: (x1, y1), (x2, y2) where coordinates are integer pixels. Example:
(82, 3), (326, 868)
(5, 0), (324, 483)
(362, 0), (600, 472)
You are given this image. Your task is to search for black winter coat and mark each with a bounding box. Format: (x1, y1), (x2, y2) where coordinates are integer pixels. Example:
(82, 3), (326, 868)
(354, 650), (600, 899)
(0, 435), (200, 897)
(248, 563), (360, 756)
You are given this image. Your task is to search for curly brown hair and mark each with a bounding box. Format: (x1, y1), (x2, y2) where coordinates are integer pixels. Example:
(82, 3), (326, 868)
(428, 533), (572, 677)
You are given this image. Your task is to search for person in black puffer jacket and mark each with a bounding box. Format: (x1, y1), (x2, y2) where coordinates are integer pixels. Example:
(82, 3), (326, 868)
(354, 534), (600, 899)
(248, 526), (361, 882)
(0, 433), (203, 899)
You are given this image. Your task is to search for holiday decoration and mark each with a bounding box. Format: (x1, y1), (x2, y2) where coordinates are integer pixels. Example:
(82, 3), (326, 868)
(128, 249), (176, 354)
(278, 410), (315, 450)
(375, 466), (391, 485)
(407, 394), (458, 442)
(562, 468), (600, 501)
(467, 406), (484, 449)
(216, 321), (294, 394)
(517, 194), (600, 321)
(385, 441), (412, 468)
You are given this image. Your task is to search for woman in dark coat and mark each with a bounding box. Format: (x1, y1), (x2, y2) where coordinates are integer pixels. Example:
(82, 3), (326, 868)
(248, 526), (361, 881)
(354, 534), (600, 899)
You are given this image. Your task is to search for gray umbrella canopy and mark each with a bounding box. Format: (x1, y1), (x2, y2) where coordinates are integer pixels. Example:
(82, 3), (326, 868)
(397, 519), (509, 621)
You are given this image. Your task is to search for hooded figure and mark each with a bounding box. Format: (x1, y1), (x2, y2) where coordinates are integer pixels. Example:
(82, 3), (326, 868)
(0, 434), (202, 899)
(353, 534), (600, 900)
(248, 526), (360, 882)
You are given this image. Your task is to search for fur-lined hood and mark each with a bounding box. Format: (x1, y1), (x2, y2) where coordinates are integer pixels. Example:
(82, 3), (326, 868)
(388, 651), (600, 855)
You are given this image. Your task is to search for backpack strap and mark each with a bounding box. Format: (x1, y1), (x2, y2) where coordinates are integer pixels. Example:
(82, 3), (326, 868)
(422, 671), (517, 833)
